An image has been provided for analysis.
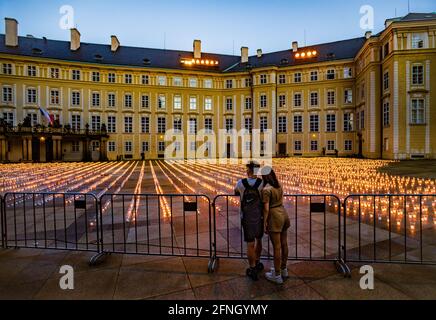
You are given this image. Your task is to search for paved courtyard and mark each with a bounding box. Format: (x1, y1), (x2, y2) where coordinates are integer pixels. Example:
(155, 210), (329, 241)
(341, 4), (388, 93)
(1, 248), (436, 300)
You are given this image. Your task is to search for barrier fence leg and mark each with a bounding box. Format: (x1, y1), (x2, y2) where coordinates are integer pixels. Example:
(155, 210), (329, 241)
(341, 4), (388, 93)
(89, 195), (108, 266)
(208, 200), (219, 273)
(1, 196), (4, 249)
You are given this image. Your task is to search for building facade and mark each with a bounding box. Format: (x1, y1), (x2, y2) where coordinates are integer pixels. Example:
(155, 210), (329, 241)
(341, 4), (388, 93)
(0, 13), (435, 162)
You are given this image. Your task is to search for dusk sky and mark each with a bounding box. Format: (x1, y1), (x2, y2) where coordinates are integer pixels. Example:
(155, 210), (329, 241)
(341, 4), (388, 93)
(1, 0), (435, 55)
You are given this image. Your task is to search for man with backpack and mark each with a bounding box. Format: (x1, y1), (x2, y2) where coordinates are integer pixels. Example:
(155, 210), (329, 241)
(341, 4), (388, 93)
(234, 161), (264, 280)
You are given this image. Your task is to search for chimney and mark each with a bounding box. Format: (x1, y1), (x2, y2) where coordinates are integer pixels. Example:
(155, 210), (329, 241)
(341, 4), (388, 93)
(257, 49), (262, 58)
(193, 39), (201, 59)
(241, 47), (249, 63)
(70, 28), (81, 51)
(292, 41), (298, 52)
(111, 35), (120, 52)
(5, 18), (18, 47)
(365, 31), (372, 39)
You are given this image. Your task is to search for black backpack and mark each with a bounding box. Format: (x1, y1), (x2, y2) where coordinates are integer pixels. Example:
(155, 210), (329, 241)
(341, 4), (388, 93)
(241, 178), (263, 221)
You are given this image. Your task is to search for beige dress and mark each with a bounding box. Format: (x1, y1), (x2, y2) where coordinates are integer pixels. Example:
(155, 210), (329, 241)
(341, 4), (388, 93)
(262, 185), (291, 233)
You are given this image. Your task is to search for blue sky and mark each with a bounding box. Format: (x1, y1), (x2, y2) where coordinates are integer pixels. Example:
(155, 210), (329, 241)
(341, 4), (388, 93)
(0, 0), (435, 55)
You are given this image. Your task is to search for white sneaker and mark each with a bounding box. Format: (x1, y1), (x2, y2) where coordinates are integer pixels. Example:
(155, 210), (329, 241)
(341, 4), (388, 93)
(265, 270), (283, 284)
(267, 267), (288, 278)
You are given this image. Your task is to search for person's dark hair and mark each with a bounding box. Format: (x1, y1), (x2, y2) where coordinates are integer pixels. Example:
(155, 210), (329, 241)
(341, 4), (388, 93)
(246, 161), (260, 174)
(262, 167), (280, 188)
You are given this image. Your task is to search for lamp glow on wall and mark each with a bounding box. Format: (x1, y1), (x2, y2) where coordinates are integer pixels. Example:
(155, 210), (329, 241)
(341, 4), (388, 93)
(295, 50), (317, 59)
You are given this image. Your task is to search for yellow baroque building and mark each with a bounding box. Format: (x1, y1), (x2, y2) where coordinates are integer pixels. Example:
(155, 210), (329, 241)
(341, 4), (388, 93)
(0, 13), (435, 162)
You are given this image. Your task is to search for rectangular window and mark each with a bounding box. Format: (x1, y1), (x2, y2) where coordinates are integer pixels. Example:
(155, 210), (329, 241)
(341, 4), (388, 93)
(327, 140), (335, 151)
(344, 89), (353, 104)
(260, 116), (268, 133)
(2, 86), (13, 103)
(26, 88), (37, 104)
(91, 141), (100, 152)
(108, 93), (116, 108)
(294, 73), (302, 83)
(157, 117), (166, 133)
(279, 94), (286, 108)
(108, 73), (116, 83)
(204, 97), (212, 111)
(50, 67), (59, 79)
(384, 43), (389, 58)
(326, 114), (336, 132)
(72, 141), (80, 153)
(260, 95), (267, 108)
(50, 89), (59, 105)
(108, 141), (116, 152)
(142, 75), (149, 85)
(189, 97), (197, 110)
(412, 34), (424, 49)
(278, 116), (287, 133)
(141, 116), (150, 133)
(142, 141), (149, 152)
(72, 91), (81, 106)
(310, 114), (319, 132)
(124, 94), (132, 108)
(345, 140), (352, 151)
(360, 110), (365, 129)
(173, 118), (182, 133)
(91, 115), (101, 131)
(72, 69), (80, 80)
(383, 102), (390, 127)
(141, 95), (149, 109)
(245, 78), (252, 87)
(260, 74), (267, 84)
(310, 92), (318, 107)
(310, 71), (318, 82)
(204, 118), (213, 133)
(343, 113), (354, 132)
(2, 112), (14, 126)
(204, 79), (212, 88)
(293, 115), (303, 133)
(244, 117), (252, 133)
(125, 74), (132, 84)
(92, 92), (100, 107)
(125, 141), (132, 153)
(173, 95), (182, 110)
(326, 69), (335, 80)
(411, 99), (425, 124)
(245, 97), (252, 110)
(158, 76), (167, 86)
(124, 116), (133, 133)
(294, 93), (302, 107)
(92, 72), (100, 82)
(189, 118), (197, 134)
(294, 141), (302, 151)
(173, 77), (183, 87)
(412, 65), (424, 85)
(225, 118), (234, 133)
(327, 91), (336, 105)
(71, 115), (81, 130)
(189, 78), (198, 88)
(158, 142), (165, 152)
(107, 116), (116, 133)
(311, 140), (318, 151)
(28, 65), (37, 77)
(226, 97), (233, 111)
(278, 74), (286, 84)
(3, 63), (13, 75)
(226, 79), (233, 89)
(383, 71), (389, 91)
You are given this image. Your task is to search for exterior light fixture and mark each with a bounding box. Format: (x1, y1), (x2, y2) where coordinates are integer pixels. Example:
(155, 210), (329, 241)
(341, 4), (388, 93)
(294, 50), (318, 59)
(181, 58), (219, 66)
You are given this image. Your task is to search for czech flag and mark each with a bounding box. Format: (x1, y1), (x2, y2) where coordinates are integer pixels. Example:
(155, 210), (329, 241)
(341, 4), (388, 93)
(39, 107), (53, 125)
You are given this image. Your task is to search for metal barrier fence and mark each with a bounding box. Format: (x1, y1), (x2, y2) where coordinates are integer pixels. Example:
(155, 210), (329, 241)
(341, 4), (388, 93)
(98, 193), (214, 269)
(343, 194), (436, 267)
(1, 192), (100, 253)
(1, 192), (435, 275)
(211, 194), (347, 274)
